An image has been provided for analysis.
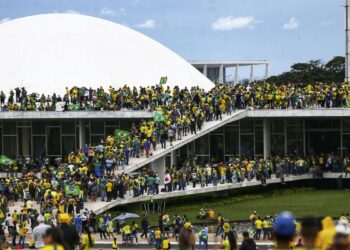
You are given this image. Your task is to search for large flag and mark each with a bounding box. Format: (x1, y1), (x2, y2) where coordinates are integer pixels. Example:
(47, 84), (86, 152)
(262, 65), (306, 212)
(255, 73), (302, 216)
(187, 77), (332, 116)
(114, 129), (130, 140)
(65, 185), (80, 196)
(154, 111), (166, 123)
(159, 76), (168, 85)
(0, 155), (16, 165)
(67, 103), (81, 111)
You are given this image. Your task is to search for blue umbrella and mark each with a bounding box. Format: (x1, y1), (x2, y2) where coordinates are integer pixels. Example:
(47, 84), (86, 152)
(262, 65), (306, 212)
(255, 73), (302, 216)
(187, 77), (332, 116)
(113, 212), (140, 221)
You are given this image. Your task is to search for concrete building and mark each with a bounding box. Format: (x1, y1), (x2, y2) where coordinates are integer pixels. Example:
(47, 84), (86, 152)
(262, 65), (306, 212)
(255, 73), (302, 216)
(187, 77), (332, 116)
(0, 109), (350, 168)
(0, 13), (347, 177)
(190, 60), (269, 84)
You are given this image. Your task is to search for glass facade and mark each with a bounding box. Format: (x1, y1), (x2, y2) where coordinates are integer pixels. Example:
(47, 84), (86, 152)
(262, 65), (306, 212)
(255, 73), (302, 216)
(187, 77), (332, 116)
(0, 117), (348, 160)
(0, 119), (121, 158)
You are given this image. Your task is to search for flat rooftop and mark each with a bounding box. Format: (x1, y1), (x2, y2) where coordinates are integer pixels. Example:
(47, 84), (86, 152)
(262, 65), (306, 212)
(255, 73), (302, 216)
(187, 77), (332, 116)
(189, 60), (269, 66)
(0, 108), (349, 120)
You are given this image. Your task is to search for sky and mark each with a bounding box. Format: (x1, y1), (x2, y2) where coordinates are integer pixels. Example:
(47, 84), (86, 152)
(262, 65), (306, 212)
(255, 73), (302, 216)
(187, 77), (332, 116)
(0, 0), (345, 77)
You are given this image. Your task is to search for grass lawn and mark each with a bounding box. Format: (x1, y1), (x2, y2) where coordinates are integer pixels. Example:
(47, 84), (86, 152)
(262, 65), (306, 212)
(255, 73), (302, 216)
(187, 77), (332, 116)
(113, 189), (350, 226)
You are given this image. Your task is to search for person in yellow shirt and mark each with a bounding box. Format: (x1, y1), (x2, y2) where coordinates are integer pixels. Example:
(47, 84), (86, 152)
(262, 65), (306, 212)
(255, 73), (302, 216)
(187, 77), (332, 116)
(106, 181), (113, 202)
(162, 237), (171, 250)
(112, 237), (119, 249)
(315, 216), (336, 250)
(221, 230), (237, 250)
(81, 228), (95, 250)
(154, 227), (162, 248)
(254, 217), (263, 240)
(18, 222), (28, 248)
(122, 224), (132, 245)
(41, 227), (65, 250)
(262, 217), (270, 240)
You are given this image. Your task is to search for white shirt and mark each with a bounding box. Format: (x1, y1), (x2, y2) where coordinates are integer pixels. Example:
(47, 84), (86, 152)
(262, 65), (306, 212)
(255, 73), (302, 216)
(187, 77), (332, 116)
(33, 223), (51, 248)
(4, 216), (14, 227)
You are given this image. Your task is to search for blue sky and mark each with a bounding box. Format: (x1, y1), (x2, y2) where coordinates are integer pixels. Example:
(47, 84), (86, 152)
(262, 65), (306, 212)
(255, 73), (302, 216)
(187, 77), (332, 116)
(0, 0), (345, 77)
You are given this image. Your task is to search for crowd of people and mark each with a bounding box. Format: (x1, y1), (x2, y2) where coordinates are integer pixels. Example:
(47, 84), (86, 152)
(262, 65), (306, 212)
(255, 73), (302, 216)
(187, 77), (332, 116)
(0, 83), (348, 249)
(1, 208), (350, 250)
(1, 82), (350, 112)
(0, 151), (347, 217)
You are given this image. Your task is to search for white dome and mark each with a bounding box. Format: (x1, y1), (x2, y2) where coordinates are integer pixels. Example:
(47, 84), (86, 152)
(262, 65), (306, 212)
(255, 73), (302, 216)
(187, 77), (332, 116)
(0, 14), (213, 95)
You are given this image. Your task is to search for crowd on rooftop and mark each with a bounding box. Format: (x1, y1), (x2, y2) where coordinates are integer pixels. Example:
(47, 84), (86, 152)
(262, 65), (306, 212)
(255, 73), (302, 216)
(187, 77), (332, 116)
(0, 83), (348, 249)
(1, 82), (350, 111)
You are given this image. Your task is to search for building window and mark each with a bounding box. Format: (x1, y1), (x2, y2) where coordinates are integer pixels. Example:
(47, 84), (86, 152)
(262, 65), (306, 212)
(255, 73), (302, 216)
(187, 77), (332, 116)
(61, 122), (76, 135)
(32, 121), (45, 135)
(3, 121), (17, 135)
(47, 127), (61, 156)
(195, 135), (209, 155)
(91, 121), (104, 134)
(62, 136), (75, 157)
(271, 134), (285, 156)
(210, 134), (224, 162)
(225, 126), (239, 155)
(33, 136), (45, 158)
(240, 134), (254, 158)
(255, 126), (263, 156)
(3, 136), (16, 158)
(286, 120), (303, 155)
(18, 127), (31, 156)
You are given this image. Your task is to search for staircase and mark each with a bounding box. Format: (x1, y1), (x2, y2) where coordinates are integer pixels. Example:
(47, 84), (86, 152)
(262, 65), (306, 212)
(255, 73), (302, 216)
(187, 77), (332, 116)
(118, 110), (247, 174)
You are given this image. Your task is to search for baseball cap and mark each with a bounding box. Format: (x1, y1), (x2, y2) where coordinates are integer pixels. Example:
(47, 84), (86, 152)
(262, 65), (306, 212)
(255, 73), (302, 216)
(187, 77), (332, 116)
(274, 212), (296, 236)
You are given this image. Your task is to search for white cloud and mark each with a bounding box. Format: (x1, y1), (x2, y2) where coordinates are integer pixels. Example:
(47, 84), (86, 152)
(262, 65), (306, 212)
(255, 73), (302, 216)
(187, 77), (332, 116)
(320, 20), (334, 26)
(0, 17), (10, 24)
(136, 19), (156, 29)
(283, 17), (299, 30)
(100, 7), (127, 16)
(65, 10), (80, 14)
(131, 0), (139, 6)
(100, 7), (115, 16)
(211, 16), (259, 31)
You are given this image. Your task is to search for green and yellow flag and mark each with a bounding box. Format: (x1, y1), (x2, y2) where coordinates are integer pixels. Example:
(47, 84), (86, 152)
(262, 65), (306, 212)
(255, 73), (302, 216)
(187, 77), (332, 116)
(114, 129), (130, 140)
(154, 111), (166, 123)
(160, 76), (168, 85)
(65, 185), (80, 196)
(67, 103), (81, 111)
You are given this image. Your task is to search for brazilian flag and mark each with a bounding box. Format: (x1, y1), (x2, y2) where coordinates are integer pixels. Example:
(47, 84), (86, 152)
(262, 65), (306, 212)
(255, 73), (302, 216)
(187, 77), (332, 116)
(114, 129), (130, 140)
(0, 155), (16, 165)
(154, 111), (166, 123)
(67, 104), (81, 111)
(65, 185), (80, 196)
(160, 76), (168, 85)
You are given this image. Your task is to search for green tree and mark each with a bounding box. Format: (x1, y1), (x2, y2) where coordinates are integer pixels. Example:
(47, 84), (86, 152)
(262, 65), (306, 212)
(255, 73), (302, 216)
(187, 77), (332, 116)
(266, 56), (345, 84)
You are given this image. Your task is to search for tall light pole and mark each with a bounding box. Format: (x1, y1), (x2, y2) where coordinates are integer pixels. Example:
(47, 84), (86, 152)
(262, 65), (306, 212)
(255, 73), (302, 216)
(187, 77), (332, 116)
(346, 0), (350, 82)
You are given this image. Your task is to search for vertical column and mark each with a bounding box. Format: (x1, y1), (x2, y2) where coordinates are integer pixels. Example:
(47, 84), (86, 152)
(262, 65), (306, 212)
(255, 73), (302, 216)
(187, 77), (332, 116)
(249, 65), (254, 83)
(263, 119), (270, 160)
(341, 120), (344, 157)
(303, 120), (306, 156)
(346, 0), (350, 81)
(234, 65), (239, 85)
(79, 119), (85, 149)
(218, 64), (224, 84)
(203, 64), (208, 78)
(151, 156), (166, 185)
(264, 63), (269, 80)
(170, 150), (177, 167)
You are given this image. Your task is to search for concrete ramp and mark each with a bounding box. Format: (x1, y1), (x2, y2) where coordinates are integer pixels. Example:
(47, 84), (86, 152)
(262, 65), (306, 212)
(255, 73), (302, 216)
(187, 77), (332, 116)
(88, 173), (346, 214)
(120, 110), (247, 174)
